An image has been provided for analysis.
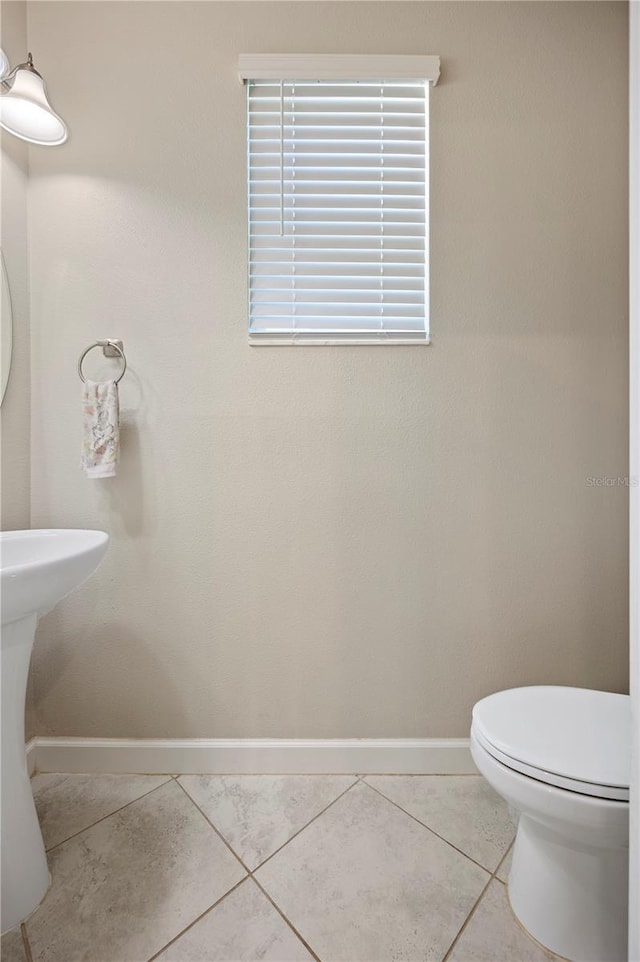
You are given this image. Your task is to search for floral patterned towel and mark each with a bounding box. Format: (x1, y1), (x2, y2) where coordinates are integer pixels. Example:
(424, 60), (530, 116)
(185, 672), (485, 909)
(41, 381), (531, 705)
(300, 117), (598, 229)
(81, 379), (119, 478)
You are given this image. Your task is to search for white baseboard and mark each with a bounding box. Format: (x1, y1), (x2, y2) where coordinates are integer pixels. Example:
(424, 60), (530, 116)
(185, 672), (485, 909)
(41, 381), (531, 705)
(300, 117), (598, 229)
(26, 738), (37, 777)
(30, 737), (476, 776)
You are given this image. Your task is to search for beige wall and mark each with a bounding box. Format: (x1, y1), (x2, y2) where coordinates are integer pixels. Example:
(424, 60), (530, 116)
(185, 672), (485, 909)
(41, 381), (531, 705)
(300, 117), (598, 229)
(25, 1), (628, 739)
(1, 0), (30, 532)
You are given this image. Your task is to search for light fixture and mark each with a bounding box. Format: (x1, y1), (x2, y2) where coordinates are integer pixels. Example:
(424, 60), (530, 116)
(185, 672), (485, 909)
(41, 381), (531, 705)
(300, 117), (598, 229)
(0, 50), (67, 146)
(0, 49), (10, 82)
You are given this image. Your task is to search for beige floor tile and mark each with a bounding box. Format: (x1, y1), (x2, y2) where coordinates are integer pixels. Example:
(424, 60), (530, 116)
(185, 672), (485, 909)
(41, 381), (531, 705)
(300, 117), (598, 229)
(255, 780), (488, 962)
(0, 927), (27, 962)
(179, 774), (355, 870)
(366, 775), (515, 872)
(32, 772), (171, 849)
(155, 879), (314, 961)
(496, 843), (513, 883)
(26, 780), (245, 962)
(448, 879), (558, 961)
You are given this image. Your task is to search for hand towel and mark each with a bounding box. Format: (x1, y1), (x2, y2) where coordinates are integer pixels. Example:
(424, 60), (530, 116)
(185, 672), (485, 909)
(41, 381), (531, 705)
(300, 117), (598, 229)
(81, 379), (120, 478)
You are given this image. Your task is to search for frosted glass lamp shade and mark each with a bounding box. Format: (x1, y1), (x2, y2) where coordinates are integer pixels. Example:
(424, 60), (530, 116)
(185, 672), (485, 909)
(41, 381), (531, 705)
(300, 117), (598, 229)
(0, 58), (67, 146)
(0, 49), (9, 81)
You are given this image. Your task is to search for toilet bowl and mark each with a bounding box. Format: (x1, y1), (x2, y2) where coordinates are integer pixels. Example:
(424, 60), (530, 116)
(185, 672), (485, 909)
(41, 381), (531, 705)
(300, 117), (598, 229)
(470, 686), (629, 962)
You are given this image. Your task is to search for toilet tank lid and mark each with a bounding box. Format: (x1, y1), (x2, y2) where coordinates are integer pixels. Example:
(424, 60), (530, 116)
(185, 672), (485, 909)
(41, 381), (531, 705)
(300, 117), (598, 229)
(472, 686), (630, 790)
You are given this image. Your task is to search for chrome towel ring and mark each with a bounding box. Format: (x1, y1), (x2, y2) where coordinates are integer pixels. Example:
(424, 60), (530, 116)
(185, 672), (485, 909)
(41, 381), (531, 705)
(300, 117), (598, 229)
(78, 340), (127, 384)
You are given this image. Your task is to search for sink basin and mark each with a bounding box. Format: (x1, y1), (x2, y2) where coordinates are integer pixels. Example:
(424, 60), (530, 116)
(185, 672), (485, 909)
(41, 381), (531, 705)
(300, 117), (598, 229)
(1, 529), (109, 933)
(1, 529), (109, 627)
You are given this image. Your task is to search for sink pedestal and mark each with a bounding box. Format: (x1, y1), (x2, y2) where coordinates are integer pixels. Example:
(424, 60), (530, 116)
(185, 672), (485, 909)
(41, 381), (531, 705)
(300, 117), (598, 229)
(1, 615), (49, 933)
(0, 529), (109, 934)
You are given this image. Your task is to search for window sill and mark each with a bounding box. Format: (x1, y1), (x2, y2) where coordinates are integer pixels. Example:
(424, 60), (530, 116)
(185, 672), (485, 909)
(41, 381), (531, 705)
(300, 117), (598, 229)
(248, 337), (432, 347)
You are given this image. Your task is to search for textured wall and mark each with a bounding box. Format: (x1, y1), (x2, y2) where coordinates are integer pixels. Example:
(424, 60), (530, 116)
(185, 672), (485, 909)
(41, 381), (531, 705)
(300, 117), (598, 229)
(26, 1), (628, 738)
(0, 0), (30, 532)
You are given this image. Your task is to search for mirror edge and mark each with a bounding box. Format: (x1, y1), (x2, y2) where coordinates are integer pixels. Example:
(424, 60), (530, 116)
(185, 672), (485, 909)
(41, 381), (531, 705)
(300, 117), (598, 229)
(1, 249), (14, 406)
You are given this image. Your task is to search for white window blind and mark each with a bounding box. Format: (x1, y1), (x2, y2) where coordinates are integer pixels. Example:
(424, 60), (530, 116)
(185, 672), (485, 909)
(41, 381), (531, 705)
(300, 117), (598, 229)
(242, 57), (439, 344)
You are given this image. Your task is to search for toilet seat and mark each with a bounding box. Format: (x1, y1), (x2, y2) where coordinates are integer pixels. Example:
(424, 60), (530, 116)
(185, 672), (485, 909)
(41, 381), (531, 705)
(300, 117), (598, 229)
(472, 686), (629, 802)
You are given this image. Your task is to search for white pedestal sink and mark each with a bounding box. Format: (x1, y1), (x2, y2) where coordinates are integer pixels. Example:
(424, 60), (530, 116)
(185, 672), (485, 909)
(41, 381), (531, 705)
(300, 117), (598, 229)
(0, 529), (109, 933)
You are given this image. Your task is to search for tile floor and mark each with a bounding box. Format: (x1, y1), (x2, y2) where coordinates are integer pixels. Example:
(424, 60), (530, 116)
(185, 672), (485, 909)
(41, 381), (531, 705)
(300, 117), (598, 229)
(1, 773), (561, 962)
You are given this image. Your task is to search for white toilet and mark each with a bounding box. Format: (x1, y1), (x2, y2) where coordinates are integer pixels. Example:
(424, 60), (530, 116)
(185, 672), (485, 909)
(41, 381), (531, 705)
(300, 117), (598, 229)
(470, 686), (629, 962)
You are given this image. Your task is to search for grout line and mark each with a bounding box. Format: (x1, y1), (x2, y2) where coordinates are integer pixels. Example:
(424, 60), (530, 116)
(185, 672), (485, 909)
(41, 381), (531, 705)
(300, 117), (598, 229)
(168, 779), (335, 962)
(440, 838), (515, 962)
(252, 876), (323, 962)
(361, 779), (501, 877)
(32, 771), (180, 784)
(172, 776), (362, 962)
(168, 772), (377, 776)
(440, 872), (494, 962)
(145, 877), (248, 962)
(440, 837), (517, 962)
(176, 775), (359, 876)
(145, 871), (323, 962)
(173, 779), (253, 875)
(20, 924), (33, 962)
(249, 777), (359, 873)
(34, 770), (478, 779)
(43, 776), (174, 854)
(358, 773), (480, 778)
(153, 780), (549, 962)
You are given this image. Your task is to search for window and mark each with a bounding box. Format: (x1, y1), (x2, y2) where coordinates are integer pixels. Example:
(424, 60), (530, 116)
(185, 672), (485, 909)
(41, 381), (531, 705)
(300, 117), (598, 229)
(239, 55), (440, 344)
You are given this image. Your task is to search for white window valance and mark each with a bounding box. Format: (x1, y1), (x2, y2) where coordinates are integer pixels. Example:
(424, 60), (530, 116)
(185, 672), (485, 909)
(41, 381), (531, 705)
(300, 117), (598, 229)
(238, 54), (440, 85)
